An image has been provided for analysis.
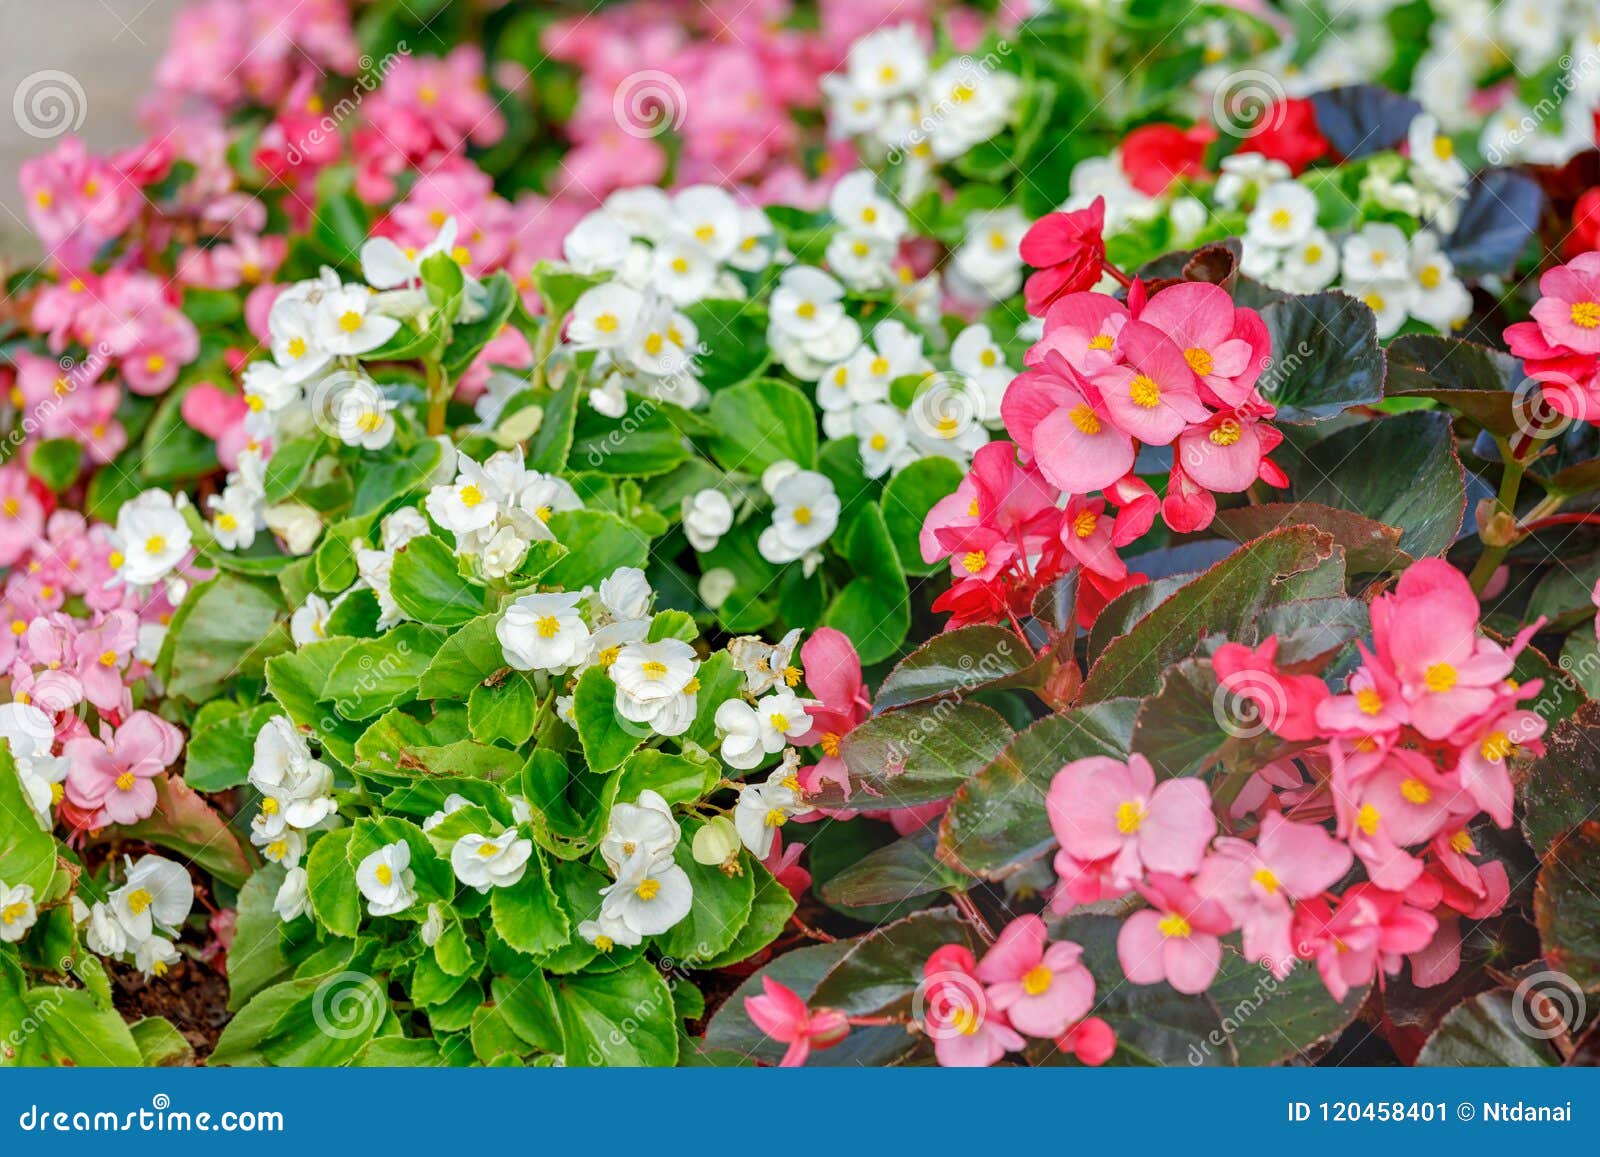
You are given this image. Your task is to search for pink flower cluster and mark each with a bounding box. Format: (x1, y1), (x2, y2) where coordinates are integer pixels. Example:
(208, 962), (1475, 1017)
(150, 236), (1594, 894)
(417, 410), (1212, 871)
(1047, 560), (1542, 1002)
(919, 916), (1115, 1067)
(0, 464), (183, 829)
(1505, 251), (1600, 422)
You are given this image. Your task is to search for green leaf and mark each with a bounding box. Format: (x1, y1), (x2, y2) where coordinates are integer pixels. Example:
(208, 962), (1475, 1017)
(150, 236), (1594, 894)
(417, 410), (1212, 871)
(185, 702), (281, 791)
(571, 666), (642, 774)
(881, 456), (964, 575)
(695, 860), (796, 970)
(531, 261), (603, 320)
(939, 700), (1139, 879)
(390, 533), (488, 625)
(552, 958), (679, 1066)
(352, 441), (442, 517)
(1212, 502), (1410, 574)
(260, 970), (388, 1066)
(26, 438), (82, 492)
(872, 624), (1039, 711)
(1416, 990), (1560, 1066)
(161, 574), (291, 703)
(810, 907), (980, 1015)
(1534, 820), (1600, 993)
(1256, 291), (1384, 422)
(141, 385), (218, 481)
(27, 988), (142, 1067)
(264, 637), (362, 767)
(1281, 411), (1466, 559)
(323, 624), (446, 720)
(492, 969), (564, 1054)
(571, 404), (690, 477)
(468, 672), (538, 746)
(656, 831), (756, 964)
(1384, 334), (1524, 436)
(707, 378), (817, 473)
(823, 502), (911, 666)
(262, 437), (321, 503)
(0, 742), (57, 896)
(227, 866), (293, 1011)
(541, 510), (649, 590)
(683, 299), (770, 389)
(1520, 701), (1600, 856)
(444, 271), (519, 376)
(418, 612), (504, 699)
(491, 844), (572, 957)
(1080, 526), (1339, 701)
(130, 1017), (195, 1066)
(528, 382), (580, 473)
(616, 748), (720, 807)
(819, 828), (965, 909)
(1206, 946), (1367, 1064)
(810, 701), (1014, 811)
(306, 829), (361, 937)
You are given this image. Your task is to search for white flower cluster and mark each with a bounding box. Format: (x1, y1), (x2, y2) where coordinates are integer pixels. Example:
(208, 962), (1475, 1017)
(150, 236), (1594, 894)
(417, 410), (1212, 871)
(248, 716), (338, 891)
(83, 855), (193, 978)
(824, 170), (910, 293)
(579, 789), (694, 951)
(823, 24), (1021, 195)
(564, 185), (775, 414)
(0, 878), (37, 944)
(1237, 143), (1472, 338)
(424, 445), (581, 578)
(0, 701), (68, 824)
(108, 489), (193, 595)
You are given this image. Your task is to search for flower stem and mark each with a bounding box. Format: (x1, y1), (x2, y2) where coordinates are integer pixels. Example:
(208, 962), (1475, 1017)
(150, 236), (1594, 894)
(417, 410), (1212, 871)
(1468, 452), (1526, 595)
(425, 357), (451, 438)
(950, 889), (995, 944)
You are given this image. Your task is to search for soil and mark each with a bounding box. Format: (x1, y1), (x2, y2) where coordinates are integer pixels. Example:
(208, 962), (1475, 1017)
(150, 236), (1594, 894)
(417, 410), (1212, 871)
(109, 953), (231, 1063)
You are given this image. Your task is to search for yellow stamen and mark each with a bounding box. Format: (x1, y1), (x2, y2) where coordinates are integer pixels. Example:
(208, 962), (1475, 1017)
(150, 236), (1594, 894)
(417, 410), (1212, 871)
(1021, 964), (1053, 996)
(1158, 913), (1192, 938)
(1068, 404), (1101, 435)
(1115, 800), (1146, 834)
(1356, 803), (1380, 836)
(1128, 374), (1161, 409)
(1400, 778), (1432, 805)
(1424, 662), (1457, 693)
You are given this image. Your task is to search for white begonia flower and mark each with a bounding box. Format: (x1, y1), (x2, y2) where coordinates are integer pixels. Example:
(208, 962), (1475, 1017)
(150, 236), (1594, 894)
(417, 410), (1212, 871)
(0, 701), (68, 822)
(355, 546), (403, 629)
(426, 454), (501, 542)
(207, 483), (262, 551)
(603, 185), (673, 239)
(420, 904), (445, 947)
(422, 793), (472, 832)
(290, 594), (333, 646)
(771, 311), (863, 382)
(1342, 223), (1411, 284)
(570, 282), (643, 351)
(727, 206), (775, 273)
(382, 505), (430, 552)
(1406, 230), (1472, 332)
(761, 459), (800, 497)
(0, 881), (37, 943)
(733, 765), (805, 859)
(1246, 181), (1319, 250)
(249, 715), (337, 832)
(1213, 152), (1292, 208)
(588, 378), (628, 419)
(650, 237), (718, 305)
(715, 699), (769, 770)
(480, 525), (530, 579)
(600, 789), (681, 876)
(854, 403), (910, 479)
(499, 591), (590, 672)
(599, 848), (693, 937)
(847, 23), (928, 100)
(515, 471), (582, 539)
(333, 388), (398, 451)
(670, 184), (743, 262)
(698, 567), (738, 610)
(86, 901), (128, 956)
(923, 59), (1020, 160)
(315, 285), (401, 356)
(110, 855), (193, 945)
(134, 935), (181, 978)
(111, 489), (192, 588)
(356, 841), (416, 917)
(451, 831), (534, 893)
(770, 266), (847, 341)
(951, 206), (1030, 302)
(598, 566), (653, 622)
(1407, 113), (1467, 200)
(728, 628), (803, 696)
(361, 216), (458, 289)
(816, 346), (871, 434)
(263, 502), (322, 556)
(579, 910), (642, 952)
(240, 359), (300, 416)
(828, 170), (907, 241)
(611, 639), (700, 737)
(682, 488), (734, 552)
(859, 319), (929, 402)
(826, 229), (898, 292)
(563, 211), (633, 275)
(273, 867), (309, 922)
(622, 298), (699, 379)
(1275, 228), (1340, 294)
(268, 299), (331, 383)
(252, 825), (306, 868)
(1345, 277), (1413, 340)
(758, 470), (839, 565)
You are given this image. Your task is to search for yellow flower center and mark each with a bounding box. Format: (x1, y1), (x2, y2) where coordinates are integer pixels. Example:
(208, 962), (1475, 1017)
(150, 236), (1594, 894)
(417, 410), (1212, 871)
(1356, 803), (1380, 836)
(1073, 511), (1098, 539)
(694, 224), (716, 244)
(1418, 266), (1441, 290)
(535, 615), (562, 639)
(0, 901), (28, 925)
(1303, 244), (1323, 264)
(115, 771), (137, 791)
(796, 301), (816, 320)
(644, 332), (665, 356)
(261, 797), (279, 815)
(869, 433), (888, 451)
(792, 506), (812, 526)
(1433, 136), (1454, 160)
(1480, 731), (1513, 762)
(820, 732), (841, 757)
(1158, 913), (1192, 938)
(1356, 689), (1383, 715)
(1570, 301), (1600, 329)
(459, 484), (484, 508)
(1269, 208), (1293, 231)
(1021, 964), (1053, 996)
(1128, 374), (1162, 409)
(962, 550), (987, 574)
(595, 934), (614, 952)
(1088, 333), (1115, 351)
(375, 863), (393, 886)
(1209, 420), (1242, 446)
(99, 650), (117, 667)
(215, 512), (238, 532)
(1424, 662), (1457, 693)
(126, 888), (153, 915)
(1252, 868), (1279, 894)
(1400, 778), (1432, 805)
(595, 312), (619, 333)
(764, 808), (788, 829)
(477, 842), (500, 858)
(635, 877), (661, 901)
(356, 410), (385, 433)
(641, 660), (669, 680)
(1449, 829), (1474, 854)
(948, 1005), (979, 1035)
(1115, 800), (1147, 834)
(1068, 403), (1101, 435)
(769, 712), (790, 732)
(597, 645), (620, 668)
(1184, 347), (1214, 376)
(144, 535), (166, 555)
(337, 310), (363, 333)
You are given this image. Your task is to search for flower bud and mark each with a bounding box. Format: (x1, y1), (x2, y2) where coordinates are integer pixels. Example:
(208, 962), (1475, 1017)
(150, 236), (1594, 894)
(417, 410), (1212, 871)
(692, 816), (741, 871)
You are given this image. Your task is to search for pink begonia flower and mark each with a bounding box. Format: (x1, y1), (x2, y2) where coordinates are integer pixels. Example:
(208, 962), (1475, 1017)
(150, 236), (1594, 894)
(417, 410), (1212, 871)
(72, 609), (139, 713)
(794, 627), (869, 798)
(1337, 748), (1468, 891)
(0, 467), (48, 567)
(1048, 754), (1216, 887)
(1057, 1016), (1118, 1065)
(975, 915), (1095, 1038)
(63, 710), (183, 826)
(181, 383), (254, 471)
(1292, 884), (1437, 1002)
(82, 270), (199, 395)
(1091, 320), (1211, 446)
(1316, 643), (1408, 739)
(1211, 637), (1331, 741)
(31, 273), (100, 353)
(1059, 496), (1126, 580)
(1405, 860), (1510, 987)
(762, 830), (811, 900)
(1453, 707), (1545, 828)
(921, 944), (1025, 1067)
(1366, 559), (1520, 741)
(1106, 473), (1160, 543)
(744, 976), (849, 1067)
(1136, 281), (1271, 407)
(18, 137), (142, 265)
(1176, 399), (1283, 493)
(1198, 813), (1352, 976)
(1162, 458), (1218, 533)
(1005, 362), (1135, 496)
(1117, 874), (1233, 994)
(1025, 290), (1128, 379)
(1528, 250), (1600, 354)
(1049, 847), (1129, 913)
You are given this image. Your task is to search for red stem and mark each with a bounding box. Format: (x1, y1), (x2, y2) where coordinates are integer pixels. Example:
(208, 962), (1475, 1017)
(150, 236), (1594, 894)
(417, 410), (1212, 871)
(1519, 512), (1600, 535)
